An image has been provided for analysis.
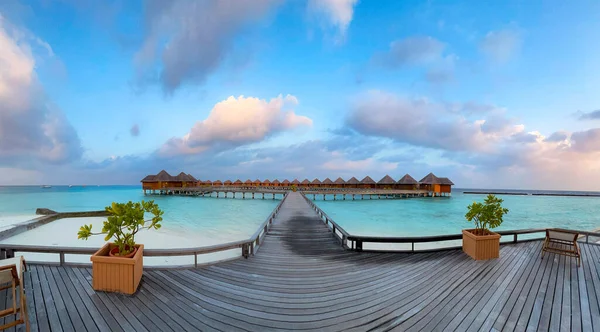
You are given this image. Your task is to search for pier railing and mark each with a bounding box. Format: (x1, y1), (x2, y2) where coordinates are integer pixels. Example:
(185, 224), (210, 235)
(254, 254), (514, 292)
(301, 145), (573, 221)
(301, 193), (600, 252)
(0, 193), (288, 268)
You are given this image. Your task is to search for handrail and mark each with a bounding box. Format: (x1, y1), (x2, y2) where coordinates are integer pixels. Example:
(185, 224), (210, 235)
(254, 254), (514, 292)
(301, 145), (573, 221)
(301, 192), (600, 252)
(0, 192), (288, 267)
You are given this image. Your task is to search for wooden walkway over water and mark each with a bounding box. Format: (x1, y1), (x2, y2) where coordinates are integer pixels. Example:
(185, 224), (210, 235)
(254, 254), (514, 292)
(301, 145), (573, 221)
(4, 192), (600, 331)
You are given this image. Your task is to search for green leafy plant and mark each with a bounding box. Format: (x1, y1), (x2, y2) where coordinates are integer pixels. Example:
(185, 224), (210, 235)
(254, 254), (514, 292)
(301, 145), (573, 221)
(78, 200), (164, 256)
(465, 194), (509, 235)
(291, 184), (297, 192)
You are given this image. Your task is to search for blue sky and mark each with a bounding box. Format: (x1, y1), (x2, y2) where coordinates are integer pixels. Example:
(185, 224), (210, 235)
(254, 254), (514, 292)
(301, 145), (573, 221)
(1, 0), (600, 189)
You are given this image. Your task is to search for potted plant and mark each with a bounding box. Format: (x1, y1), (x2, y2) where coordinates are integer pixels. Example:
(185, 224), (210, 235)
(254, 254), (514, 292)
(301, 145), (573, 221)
(463, 194), (509, 260)
(77, 200), (163, 294)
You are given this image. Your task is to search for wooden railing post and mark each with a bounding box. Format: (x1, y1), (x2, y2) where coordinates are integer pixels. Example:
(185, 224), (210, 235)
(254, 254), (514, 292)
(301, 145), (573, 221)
(356, 240), (363, 252)
(194, 253), (198, 267)
(60, 252), (65, 266)
(513, 234), (517, 243)
(242, 244), (249, 258)
(586, 235), (589, 244)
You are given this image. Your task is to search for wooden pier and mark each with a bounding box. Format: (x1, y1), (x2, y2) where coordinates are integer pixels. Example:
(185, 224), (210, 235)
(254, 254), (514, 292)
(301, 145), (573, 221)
(143, 186), (447, 199)
(4, 192), (600, 331)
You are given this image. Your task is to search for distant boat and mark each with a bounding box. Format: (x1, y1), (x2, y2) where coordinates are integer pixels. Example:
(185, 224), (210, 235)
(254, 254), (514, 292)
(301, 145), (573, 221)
(68, 185), (73, 188)
(41, 185), (52, 189)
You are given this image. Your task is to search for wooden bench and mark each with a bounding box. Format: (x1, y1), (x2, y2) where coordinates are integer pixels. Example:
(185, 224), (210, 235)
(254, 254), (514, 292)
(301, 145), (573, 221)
(541, 229), (581, 266)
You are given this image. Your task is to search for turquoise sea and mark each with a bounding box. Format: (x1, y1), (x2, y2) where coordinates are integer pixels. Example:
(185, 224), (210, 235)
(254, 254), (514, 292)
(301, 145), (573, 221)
(0, 186), (280, 241)
(1, 186), (600, 241)
(315, 189), (600, 237)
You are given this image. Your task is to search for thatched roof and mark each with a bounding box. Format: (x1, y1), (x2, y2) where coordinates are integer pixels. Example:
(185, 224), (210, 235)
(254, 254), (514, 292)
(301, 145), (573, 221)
(244, 179), (253, 184)
(360, 176), (376, 184)
(186, 174), (197, 182)
(322, 178), (334, 185)
(175, 172), (187, 181)
(397, 174), (418, 185)
(213, 180), (223, 185)
(439, 177), (454, 185)
(224, 180), (232, 185)
(301, 179), (310, 185)
(234, 179), (243, 185)
(155, 170), (173, 182)
(291, 179), (300, 184)
(334, 177), (346, 185)
(419, 173), (439, 185)
(282, 179), (290, 184)
(346, 176), (360, 185)
(377, 175), (396, 185)
(263, 179), (271, 184)
(311, 178), (322, 185)
(272, 179), (281, 184)
(204, 180), (212, 184)
(253, 179), (261, 184)
(141, 175), (156, 182)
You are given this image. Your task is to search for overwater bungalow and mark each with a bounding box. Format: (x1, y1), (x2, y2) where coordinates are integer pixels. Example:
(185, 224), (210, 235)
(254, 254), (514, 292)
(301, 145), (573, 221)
(334, 177), (346, 188)
(204, 180), (213, 186)
(322, 178), (334, 188)
(345, 176), (360, 188)
(360, 176), (377, 189)
(141, 170), (187, 190)
(377, 175), (396, 189)
(224, 180), (232, 186)
(301, 179), (310, 188)
(282, 179), (291, 187)
(253, 179), (261, 187)
(396, 174), (418, 190)
(311, 178), (322, 187)
(291, 179), (301, 186)
(262, 179), (271, 187)
(272, 179), (281, 187)
(234, 179), (243, 186)
(419, 173), (454, 194)
(213, 180), (223, 186)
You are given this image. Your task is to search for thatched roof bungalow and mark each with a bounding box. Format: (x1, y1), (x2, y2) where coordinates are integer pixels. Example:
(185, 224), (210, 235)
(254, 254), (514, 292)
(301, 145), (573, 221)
(322, 178), (334, 187)
(244, 179), (252, 187)
(272, 179), (281, 187)
(291, 179), (301, 186)
(360, 176), (377, 188)
(419, 173), (454, 193)
(301, 179), (310, 187)
(345, 176), (360, 188)
(224, 180), (232, 186)
(333, 177), (346, 188)
(253, 179), (261, 186)
(204, 180), (212, 186)
(234, 179), (243, 186)
(282, 179), (290, 187)
(141, 170), (198, 190)
(396, 174), (418, 190)
(262, 179), (271, 187)
(213, 180), (223, 186)
(377, 175), (396, 189)
(311, 178), (322, 187)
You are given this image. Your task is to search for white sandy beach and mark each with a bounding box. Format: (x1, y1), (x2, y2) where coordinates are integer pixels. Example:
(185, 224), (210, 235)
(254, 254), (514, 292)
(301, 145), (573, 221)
(0, 214), (38, 231)
(0, 217), (246, 266)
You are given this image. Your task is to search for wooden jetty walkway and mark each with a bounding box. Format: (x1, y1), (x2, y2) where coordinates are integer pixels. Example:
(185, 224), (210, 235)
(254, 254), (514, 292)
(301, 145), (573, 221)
(4, 192), (600, 331)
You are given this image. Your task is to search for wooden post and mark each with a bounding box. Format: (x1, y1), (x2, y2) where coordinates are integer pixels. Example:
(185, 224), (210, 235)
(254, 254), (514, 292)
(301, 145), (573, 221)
(513, 234), (517, 243)
(194, 253), (198, 267)
(60, 252), (65, 266)
(356, 240), (363, 251)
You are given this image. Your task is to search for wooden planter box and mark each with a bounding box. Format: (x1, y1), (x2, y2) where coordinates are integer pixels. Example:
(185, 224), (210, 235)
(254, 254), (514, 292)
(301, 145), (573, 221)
(90, 243), (144, 295)
(462, 229), (500, 260)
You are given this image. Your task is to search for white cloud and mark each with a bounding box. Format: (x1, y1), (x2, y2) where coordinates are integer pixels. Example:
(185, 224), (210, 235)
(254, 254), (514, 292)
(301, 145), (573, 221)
(159, 94), (312, 156)
(479, 29), (522, 63)
(308, 0), (358, 42)
(0, 15), (82, 165)
(135, 0), (280, 93)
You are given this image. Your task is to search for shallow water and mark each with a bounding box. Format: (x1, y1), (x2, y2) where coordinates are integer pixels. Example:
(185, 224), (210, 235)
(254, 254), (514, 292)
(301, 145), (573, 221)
(313, 191), (600, 237)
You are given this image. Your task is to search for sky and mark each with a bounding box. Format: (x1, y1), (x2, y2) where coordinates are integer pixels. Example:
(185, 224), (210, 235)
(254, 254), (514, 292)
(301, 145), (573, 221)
(1, 0), (600, 190)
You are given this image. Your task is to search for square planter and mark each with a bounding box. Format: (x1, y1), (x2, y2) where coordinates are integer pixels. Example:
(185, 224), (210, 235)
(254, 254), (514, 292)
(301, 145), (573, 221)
(90, 243), (144, 295)
(462, 229), (500, 260)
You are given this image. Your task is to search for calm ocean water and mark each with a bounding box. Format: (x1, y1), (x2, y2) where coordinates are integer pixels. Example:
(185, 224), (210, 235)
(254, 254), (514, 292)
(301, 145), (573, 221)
(315, 189), (600, 236)
(0, 185), (280, 239)
(1, 186), (599, 239)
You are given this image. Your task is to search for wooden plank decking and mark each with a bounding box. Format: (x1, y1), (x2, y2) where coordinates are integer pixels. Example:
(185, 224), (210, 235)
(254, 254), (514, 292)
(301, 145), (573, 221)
(2, 192), (600, 331)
